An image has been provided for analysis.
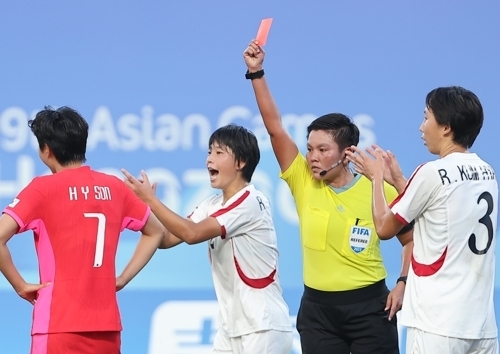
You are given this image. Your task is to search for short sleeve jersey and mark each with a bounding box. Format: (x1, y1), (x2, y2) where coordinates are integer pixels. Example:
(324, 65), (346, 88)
(390, 152), (498, 339)
(2, 166), (150, 334)
(189, 185), (292, 337)
(280, 153), (398, 291)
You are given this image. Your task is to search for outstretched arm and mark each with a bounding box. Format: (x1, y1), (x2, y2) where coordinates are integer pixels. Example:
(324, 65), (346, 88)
(122, 169), (222, 245)
(243, 40), (299, 172)
(158, 228), (183, 249)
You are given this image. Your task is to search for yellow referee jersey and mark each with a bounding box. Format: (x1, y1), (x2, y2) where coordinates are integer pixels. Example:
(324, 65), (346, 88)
(280, 153), (398, 291)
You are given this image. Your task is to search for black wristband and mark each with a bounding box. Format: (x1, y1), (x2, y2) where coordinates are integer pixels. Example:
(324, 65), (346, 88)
(396, 276), (407, 285)
(245, 69), (264, 80)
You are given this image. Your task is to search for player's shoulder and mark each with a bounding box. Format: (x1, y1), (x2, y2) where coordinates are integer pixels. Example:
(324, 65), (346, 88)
(410, 161), (437, 178)
(88, 169), (128, 188)
(32, 174), (51, 183)
(217, 185), (269, 211)
(419, 156), (476, 176)
(204, 193), (222, 206)
(243, 184), (267, 199)
(28, 174), (53, 189)
(466, 153), (495, 170)
(89, 169), (122, 181)
(405, 162), (446, 192)
(195, 193), (223, 213)
(245, 184), (262, 195)
(241, 185), (271, 211)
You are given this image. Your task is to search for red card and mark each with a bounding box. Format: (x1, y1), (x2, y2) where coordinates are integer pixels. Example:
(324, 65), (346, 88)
(256, 18), (273, 46)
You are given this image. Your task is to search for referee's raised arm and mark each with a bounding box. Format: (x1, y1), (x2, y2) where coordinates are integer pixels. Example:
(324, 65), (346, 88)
(243, 39), (298, 173)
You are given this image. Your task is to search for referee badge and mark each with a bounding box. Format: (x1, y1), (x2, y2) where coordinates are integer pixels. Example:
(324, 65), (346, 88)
(349, 226), (371, 253)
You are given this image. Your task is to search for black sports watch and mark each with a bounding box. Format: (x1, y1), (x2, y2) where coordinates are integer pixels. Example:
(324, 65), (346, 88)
(396, 276), (407, 285)
(245, 69), (265, 80)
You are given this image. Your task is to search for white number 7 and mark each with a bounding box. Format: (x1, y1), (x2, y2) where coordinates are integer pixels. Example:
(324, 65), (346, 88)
(84, 213), (107, 267)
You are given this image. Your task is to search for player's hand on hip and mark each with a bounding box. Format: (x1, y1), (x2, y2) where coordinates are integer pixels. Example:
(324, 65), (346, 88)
(115, 275), (127, 292)
(243, 39), (264, 72)
(122, 169), (156, 204)
(17, 281), (51, 305)
(385, 281), (405, 321)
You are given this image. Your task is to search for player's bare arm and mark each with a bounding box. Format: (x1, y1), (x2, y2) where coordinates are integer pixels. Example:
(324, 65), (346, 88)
(244, 40), (298, 172)
(385, 230), (413, 320)
(122, 169), (222, 245)
(117, 211), (164, 291)
(0, 214), (51, 304)
(148, 182), (184, 249)
(396, 229), (413, 263)
(158, 228), (183, 249)
(396, 229), (413, 287)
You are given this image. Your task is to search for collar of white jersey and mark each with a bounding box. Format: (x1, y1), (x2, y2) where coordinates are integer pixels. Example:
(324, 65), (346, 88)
(220, 184), (255, 207)
(442, 151), (478, 159)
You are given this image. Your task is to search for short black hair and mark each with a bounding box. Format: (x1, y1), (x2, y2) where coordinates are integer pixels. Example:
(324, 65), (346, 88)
(425, 86), (483, 148)
(28, 106), (89, 165)
(307, 113), (360, 151)
(208, 124), (260, 182)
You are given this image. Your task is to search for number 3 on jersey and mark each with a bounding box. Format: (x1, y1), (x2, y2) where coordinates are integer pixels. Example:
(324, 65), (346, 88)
(469, 191), (494, 255)
(84, 212), (107, 267)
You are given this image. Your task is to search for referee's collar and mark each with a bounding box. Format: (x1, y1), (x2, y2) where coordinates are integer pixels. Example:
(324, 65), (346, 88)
(328, 173), (362, 194)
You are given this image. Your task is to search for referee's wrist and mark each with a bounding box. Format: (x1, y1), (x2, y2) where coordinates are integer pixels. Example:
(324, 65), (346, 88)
(245, 68), (264, 80)
(396, 276), (407, 285)
(247, 65), (263, 73)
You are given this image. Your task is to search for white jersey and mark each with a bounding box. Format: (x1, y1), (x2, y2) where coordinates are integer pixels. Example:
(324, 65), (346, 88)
(189, 184), (293, 337)
(391, 152), (497, 339)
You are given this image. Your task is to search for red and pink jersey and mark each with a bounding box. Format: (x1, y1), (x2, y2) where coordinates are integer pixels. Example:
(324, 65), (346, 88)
(2, 166), (150, 334)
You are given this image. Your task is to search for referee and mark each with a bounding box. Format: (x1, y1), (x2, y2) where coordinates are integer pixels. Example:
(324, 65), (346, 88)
(243, 40), (413, 354)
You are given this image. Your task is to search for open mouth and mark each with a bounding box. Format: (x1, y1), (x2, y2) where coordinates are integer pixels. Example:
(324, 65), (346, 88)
(208, 168), (219, 179)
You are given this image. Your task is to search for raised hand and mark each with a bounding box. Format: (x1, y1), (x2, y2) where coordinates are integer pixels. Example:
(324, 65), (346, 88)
(122, 169), (156, 204)
(243, 40), (264, 72)
(365, 145), (396, 185)
(378, 146), (407, 192)
(346, 145), (385, 182)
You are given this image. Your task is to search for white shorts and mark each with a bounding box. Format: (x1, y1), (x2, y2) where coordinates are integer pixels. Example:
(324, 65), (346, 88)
(406, 327), (498, 354)
(212, 328), (293, 354)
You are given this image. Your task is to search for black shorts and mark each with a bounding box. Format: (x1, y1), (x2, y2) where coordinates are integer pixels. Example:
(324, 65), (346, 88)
(296, 280), (399, 354)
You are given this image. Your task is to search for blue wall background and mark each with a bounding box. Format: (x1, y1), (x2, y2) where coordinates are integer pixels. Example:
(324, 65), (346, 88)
(1, 1), (499, 353)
